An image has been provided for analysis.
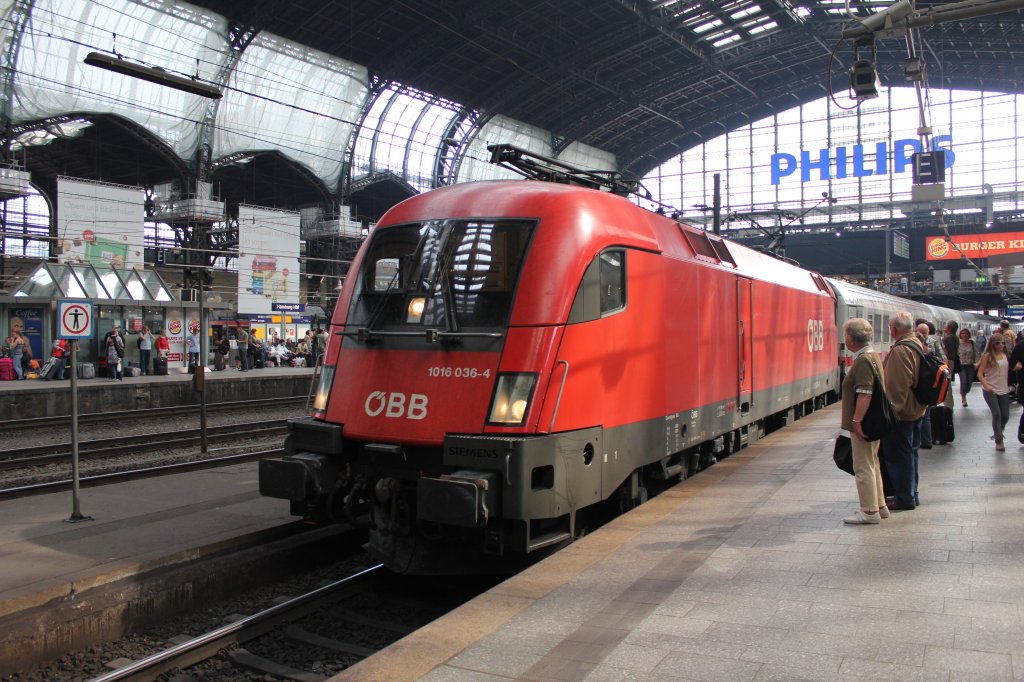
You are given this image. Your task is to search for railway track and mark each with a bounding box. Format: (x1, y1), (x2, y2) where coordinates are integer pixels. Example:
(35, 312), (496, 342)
(87, 565), (500, 681)
(0, 447), (287, 500)
(0, 396), (307, 432)
(0, 420), (290, 470)
(89, 564), (387, 682)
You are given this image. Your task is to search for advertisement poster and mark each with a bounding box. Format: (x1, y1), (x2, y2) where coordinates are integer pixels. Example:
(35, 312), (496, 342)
(165, 309), (185, 363)
(9, 308), (43, 358)
(237, 205), (301, 315)
(926, 231), (1024, 261)
(56, 177), (145, 269)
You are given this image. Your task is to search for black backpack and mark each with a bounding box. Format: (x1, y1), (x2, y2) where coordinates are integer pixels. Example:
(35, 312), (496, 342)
(895, 340), (950, 406)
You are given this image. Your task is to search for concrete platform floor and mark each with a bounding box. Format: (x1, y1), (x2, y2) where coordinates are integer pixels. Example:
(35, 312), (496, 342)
(338, 399), (1024, 682)
(0, 462), (294, 620)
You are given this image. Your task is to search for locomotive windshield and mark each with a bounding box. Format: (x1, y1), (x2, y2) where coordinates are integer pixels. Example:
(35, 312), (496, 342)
(348, 219), (534, 332)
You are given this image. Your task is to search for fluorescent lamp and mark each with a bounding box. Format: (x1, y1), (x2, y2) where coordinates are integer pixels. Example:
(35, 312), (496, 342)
(84, 52), (222, 99)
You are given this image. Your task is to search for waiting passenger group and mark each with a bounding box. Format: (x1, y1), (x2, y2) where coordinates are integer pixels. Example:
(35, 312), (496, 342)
(839, 313), (1023, 525)
(2, 326), (328, 380)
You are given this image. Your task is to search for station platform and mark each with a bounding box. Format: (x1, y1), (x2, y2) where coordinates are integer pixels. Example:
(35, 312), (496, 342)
(339, 401), (1024, 682)
(0, 461), (313, 674)
(0, 365), (316, 419)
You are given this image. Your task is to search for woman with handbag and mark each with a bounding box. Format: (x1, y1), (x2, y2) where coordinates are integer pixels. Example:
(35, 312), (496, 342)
(977, 332), (1012, 451)
(840, 318), (889, 524)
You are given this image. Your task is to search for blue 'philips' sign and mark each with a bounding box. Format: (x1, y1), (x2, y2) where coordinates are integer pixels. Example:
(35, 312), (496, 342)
(770, 135), (955, 185)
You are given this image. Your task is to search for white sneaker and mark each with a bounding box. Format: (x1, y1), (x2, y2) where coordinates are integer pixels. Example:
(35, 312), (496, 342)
(878, 506), (890, 519)
(843, 511), (880, 525)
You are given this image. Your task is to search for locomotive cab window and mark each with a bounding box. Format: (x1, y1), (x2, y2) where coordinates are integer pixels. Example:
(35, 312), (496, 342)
(348, 219), (534, 333)
(600, 250), (626, 315)
(569, 248), (627, 323)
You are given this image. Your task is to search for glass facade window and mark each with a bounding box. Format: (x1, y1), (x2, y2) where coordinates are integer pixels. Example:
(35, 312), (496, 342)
(644, 86), (1024, 230)
(352, 84), (462, 192)
(2, 187), (51, 259)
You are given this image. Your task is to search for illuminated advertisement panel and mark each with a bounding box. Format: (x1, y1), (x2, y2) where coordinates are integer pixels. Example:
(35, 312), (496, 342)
(925, 231), (1024, 261)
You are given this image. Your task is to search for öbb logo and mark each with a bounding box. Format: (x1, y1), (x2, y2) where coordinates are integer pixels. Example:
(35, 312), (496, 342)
(364, 391), (428, 420)
(807, 319), (824, 352)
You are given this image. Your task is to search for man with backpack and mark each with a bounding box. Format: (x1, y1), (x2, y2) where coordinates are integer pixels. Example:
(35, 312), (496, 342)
(881, 312), (929, 512)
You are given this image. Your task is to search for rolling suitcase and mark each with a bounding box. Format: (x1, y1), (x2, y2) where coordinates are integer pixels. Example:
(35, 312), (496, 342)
(40, 358), (60, 380)
(77, 362), (95, 379)
(0, 357), (13, 381)
(153, 356), (168, 376)
(930, 405), (955, 444)
(214, 352), (226, 371)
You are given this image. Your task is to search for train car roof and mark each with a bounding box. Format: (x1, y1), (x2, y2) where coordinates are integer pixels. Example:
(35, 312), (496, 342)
(826, 276), (1000, 328)
(363, 180), (840, 327)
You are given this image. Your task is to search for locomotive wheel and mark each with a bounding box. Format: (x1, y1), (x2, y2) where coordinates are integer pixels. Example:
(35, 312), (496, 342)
(686, 450), (700, 477)
(616, 482), (648, 513)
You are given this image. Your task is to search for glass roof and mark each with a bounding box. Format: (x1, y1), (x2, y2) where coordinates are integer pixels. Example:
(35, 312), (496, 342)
(648, 0), (780, 51)
(215, 32), (367, 186)
(353, 84), (462, 193)
(13, 262), (175, 302)
(13, 0), (224, 156)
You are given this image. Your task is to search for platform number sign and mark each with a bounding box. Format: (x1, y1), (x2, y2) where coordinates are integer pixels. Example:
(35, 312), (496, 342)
(58, 299), (93, 339)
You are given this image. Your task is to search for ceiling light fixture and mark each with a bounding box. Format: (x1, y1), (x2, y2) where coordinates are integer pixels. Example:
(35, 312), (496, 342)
(84, 52), (222, 99)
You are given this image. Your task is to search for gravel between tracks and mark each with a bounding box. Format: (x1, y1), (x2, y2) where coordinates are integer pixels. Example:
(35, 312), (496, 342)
(0, 404), (306, 490)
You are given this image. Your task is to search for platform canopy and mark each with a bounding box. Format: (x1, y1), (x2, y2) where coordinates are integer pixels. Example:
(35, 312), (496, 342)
(12, 262), (174, 303)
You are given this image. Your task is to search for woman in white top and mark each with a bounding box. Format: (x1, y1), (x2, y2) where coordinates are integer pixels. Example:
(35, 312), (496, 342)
(977, 333), (1012, 450)
(956, 328), (978, 406)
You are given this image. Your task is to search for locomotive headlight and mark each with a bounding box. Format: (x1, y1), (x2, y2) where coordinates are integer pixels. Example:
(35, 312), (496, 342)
(487, 373), (537, 425)
(311, 365), (336, 418)
(406, 296), (427, 323)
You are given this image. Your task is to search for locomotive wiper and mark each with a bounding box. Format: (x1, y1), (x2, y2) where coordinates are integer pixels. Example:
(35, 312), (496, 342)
(432, 229), (460, 338)
(363, 268), (401, 333)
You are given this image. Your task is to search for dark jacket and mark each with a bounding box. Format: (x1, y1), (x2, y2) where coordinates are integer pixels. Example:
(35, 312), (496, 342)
(1008, 340), (1024, 387)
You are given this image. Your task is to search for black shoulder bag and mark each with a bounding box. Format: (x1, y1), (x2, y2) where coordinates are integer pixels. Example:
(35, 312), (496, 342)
(861, 359), (900, 441)
(833, 435), (854, 475)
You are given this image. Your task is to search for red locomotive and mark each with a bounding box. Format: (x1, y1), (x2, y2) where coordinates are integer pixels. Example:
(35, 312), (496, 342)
(260, 148), (996, 572)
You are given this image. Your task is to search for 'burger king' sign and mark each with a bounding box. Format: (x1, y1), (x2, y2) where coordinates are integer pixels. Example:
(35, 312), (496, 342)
(925, 230), (1024, 261)
(927, 238), (950, 259)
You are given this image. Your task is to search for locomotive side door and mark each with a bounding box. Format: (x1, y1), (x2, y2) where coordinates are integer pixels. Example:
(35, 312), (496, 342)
(737, 277), (753, 414)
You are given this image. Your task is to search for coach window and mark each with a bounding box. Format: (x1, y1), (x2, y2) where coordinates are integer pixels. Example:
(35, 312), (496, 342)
(600, 249), (626, 315)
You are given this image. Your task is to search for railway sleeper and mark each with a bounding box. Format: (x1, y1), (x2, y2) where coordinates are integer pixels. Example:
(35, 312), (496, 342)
(229, 648), (326, 682)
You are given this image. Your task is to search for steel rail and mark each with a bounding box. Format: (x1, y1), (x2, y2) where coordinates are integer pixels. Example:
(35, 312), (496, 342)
(0, 420), (289, 468)
(87, 563), (386, 682)
(0, 396), (307, 432)
(0, 448), (286, 500)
